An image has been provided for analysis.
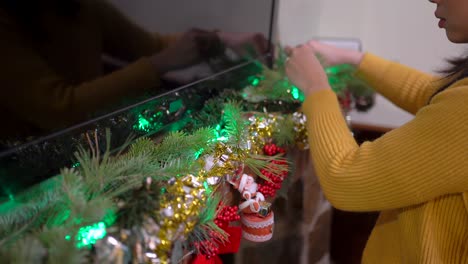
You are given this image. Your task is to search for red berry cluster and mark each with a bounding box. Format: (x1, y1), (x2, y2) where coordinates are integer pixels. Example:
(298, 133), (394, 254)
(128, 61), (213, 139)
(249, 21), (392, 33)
(194, 206), (240, 259)
(214, 205), (240, 228)
(258, 174), (282, 197)
(193, 230), (221, 259)
(258, 144), (289, 198)
(263, 143), (286, 156)
(338, 90), (352, 112)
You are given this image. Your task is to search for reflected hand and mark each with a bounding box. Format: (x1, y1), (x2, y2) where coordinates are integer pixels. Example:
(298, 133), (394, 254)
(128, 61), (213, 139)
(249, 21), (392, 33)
(218, 32), (269, 59)
(285, 42), (330, 96)
(150, 28), (222, 74)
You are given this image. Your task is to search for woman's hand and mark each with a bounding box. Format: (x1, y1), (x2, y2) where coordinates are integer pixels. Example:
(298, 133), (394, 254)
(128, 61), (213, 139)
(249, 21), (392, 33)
(307, 40), (364, 67)
(285, 42), (330, 96)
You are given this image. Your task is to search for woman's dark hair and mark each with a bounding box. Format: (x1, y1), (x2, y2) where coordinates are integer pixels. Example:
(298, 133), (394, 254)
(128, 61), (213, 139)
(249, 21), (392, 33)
(434, 55), (468, 96)
(0, 0), (81, 39)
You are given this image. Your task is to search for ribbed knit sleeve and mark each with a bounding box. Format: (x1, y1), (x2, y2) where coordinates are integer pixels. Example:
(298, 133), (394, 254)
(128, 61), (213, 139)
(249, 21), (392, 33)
(356, 53), (441, 114)
(302, 86), (468, 212)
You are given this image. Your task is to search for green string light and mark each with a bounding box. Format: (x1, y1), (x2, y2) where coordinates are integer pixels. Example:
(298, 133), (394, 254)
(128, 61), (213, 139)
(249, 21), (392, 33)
(325, 64), (354, 75)
(291, 86), (300, 100)
(251, 78), (260, 86)
(103, 211), (117, 227)
(248, 75), (261, 87)
(136, 114), (151, 132)
(75, 222), (107, 248)
(213, 124), (229, 142)
(133, 112), (165, 133)
(216, 136), (228, 142)
(291, 86), (305, 102)
(324, 64), (356, 94)
(194, 148), (204, 160)
(203, 181), (212, 195)
(169, 99), (183, 113)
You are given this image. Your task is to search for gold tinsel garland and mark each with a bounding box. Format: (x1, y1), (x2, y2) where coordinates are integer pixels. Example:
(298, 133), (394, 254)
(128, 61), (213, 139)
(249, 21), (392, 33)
(152, 111), (308, 262)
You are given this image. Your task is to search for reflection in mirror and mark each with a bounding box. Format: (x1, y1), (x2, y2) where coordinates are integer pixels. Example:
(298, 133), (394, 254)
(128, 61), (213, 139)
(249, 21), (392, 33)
(0, 0), (274, 142)
(0, 60), (264, 197)
(0, 0), (276, 197)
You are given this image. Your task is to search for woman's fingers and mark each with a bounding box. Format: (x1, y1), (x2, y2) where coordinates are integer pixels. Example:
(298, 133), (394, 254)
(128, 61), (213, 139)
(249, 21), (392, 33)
(284, 45), (293, 56)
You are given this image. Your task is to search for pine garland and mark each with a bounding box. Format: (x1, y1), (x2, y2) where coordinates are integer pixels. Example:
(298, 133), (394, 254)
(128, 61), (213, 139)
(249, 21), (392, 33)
(0, 49), (375, 262)
(222, 101), (248, 147)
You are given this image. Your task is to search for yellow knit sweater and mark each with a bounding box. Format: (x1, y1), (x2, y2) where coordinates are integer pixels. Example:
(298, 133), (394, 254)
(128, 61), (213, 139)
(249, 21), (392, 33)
(302, 53), (468, 263)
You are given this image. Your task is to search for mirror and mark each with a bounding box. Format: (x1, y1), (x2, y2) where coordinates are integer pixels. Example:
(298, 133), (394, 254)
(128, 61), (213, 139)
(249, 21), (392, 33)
(0, 0), (275, 142)
(0, 0), (275, 196)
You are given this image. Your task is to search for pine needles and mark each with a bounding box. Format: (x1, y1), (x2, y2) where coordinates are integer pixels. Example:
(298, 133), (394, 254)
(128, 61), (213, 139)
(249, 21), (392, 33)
(0, 57), (306, 262)
(222, 101), (248, 147)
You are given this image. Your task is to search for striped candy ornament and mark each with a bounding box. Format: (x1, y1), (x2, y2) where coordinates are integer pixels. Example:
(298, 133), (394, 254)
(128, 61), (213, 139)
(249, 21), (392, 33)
(241, 211), (274, 242)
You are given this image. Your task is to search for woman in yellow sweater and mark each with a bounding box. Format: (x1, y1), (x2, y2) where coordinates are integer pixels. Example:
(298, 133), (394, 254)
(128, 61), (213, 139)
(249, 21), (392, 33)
(285, 0), (468, 263)
(0, 0), (267, 139)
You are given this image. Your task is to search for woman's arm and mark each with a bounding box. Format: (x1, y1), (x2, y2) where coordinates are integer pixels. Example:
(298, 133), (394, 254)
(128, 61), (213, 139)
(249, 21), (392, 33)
(302, 86), (468, 212)
(356, 53), (440, 115)
(308, 41), (440, 114)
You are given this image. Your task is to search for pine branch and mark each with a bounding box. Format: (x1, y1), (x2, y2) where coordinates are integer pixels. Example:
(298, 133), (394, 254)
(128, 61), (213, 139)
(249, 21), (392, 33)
(0, 236), (46, 264)
(97, 154), (158, 196)
(152, 128), (216, 161)
(245, 154), (290, 182)
(38, 228), (89, 264)
(189, 97), (226, 131)
(95, 129), (219, 229)
(116, 181), (162, 229)
(272, 116), (296, 146)
(223, 101), (247, 146)
(115, 157), (200, 228)
(197, 194), (222, 226)
(187, 128), (218, 154)
(50, 169), (87, 227)
(125, 137), (155, 158)
(0, 202), (44, 238)
(114, 128), (217, 228)
(259, 68), (289, 97)
(74, 129), (136, 200)
(76, 198), (115, 227)
(76, 144), (155, 200)
(0, 211), (42, 248)
(157, 156), (199, 179)
(187, 194), (227, 250)
(0, 179), (62, 240)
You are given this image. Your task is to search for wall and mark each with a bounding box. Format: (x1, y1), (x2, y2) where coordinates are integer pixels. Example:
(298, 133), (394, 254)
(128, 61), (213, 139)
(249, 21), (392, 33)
(277, 0), (467, 128)
(275, 0), (321, 45)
